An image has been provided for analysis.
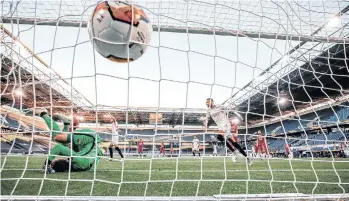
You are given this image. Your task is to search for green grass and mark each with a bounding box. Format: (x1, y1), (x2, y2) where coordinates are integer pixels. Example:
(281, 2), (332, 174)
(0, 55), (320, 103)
(1, 156), (349, 196)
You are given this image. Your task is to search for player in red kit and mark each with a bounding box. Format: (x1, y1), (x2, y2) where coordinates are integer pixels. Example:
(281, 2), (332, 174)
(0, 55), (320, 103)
(159, 141), (165, 157)
(256, 130), (269, 159)
(138, 138), (144, 158)
(285, 142), (293, 159)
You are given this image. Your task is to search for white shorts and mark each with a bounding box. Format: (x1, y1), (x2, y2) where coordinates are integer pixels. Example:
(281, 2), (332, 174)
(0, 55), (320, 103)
(111, 135), (119, 146)
(219, 130), (232, 139)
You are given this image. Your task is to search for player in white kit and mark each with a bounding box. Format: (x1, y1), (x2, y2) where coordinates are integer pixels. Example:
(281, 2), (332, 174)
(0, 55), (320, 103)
(192, 135), (201, 157)
(212, 142), (218, 156)
(109, 119), (124, 160)
(204, 98), (252, 165)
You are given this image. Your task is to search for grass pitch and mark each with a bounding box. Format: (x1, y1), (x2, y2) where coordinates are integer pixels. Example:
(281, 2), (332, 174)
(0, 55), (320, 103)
(1, 156), (349, 196)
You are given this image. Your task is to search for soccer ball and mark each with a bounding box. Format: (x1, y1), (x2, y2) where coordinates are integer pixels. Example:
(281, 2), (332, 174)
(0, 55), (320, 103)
(88, 1), (152, 63)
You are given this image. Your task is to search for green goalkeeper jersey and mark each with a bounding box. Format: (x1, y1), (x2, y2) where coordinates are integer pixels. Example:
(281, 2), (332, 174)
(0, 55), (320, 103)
(70, 129), (103, 156)
(42, 114), (103, 169)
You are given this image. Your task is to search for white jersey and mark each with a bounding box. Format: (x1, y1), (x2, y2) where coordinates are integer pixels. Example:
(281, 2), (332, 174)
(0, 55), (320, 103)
(207, 105), (231, 132)
(111, 121), (119, 144)
(193, 139), (200, 149)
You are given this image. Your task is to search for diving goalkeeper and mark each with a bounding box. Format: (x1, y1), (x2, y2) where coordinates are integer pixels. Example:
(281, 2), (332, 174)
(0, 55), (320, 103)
(33, 108), (103, 173)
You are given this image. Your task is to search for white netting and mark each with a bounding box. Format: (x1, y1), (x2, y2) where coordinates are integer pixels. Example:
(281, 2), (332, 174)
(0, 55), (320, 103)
(1, 0), (349, 200)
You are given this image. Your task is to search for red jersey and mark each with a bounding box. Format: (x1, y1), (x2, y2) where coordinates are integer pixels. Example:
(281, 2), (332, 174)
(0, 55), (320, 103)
(257, 135), (265, 144)
(254, 143), (258, 152)
(138, 141), (144, 152)
(138, 141), (144, 147)
(160, 143), (165, 153)
(285, 144), (290, 154)
(256, 135), (268, 153)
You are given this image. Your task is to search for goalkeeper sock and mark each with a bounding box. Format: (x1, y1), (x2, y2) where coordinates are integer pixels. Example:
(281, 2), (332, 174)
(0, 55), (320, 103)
(43, 159), (52, 165)
(115, 147), (124, 158)
(230, 140), (247, 157)
(109, 147), (113, 158)
(198, 152), (201, 157)
(193, 152), (195, 156)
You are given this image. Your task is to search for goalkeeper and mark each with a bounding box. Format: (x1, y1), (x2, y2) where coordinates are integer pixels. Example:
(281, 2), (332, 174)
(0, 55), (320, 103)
(33, 109), (103, 173)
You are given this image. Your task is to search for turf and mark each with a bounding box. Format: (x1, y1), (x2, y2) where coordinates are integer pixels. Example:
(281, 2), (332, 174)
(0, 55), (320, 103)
(1, 156), (349, 196)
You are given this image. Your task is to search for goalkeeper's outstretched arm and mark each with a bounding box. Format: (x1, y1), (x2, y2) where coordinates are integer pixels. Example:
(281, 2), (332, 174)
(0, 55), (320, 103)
(35, 109), (79, 143)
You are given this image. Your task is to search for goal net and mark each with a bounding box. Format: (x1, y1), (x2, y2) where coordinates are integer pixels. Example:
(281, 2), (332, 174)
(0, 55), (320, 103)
(1, 0), (349, 200)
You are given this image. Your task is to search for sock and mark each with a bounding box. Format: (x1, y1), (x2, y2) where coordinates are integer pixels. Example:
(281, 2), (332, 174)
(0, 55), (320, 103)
(230, 140), (247, 157)
(198, 152), (201, 157)
(109, 147), (113, 158)
(115, 147), (124, 158)
(43, 159), (51, 169)
(225, 139), (236, 153)
(217, 134), (235, 153)
(193, 152), (195, 156)
(45, 159), (52, 165)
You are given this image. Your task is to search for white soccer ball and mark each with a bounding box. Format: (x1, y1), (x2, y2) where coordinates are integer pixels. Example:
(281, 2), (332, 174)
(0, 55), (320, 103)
(88, 1), (152, 63)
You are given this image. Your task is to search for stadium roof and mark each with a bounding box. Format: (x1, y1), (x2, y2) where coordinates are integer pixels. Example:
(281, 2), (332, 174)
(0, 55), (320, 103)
(236, 42), (349, 120)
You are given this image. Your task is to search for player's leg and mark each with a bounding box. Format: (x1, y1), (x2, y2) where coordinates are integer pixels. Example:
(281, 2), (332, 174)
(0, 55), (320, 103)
(109, 143), (114, 159)
(47, 143), (76, 162)
(198, 149), (201, 157)
(217, 134), (234, 152)
(229, 139), (247, 157)
(115, 145), (124, 159)
(43, 143), (76, 173)
(192, 149), (196, 157)
(228, 137), (252, 165)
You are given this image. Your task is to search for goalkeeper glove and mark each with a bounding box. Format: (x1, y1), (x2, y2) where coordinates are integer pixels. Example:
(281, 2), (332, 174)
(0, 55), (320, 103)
(53, 114), (72, 124)
(27, 107), (48, 117)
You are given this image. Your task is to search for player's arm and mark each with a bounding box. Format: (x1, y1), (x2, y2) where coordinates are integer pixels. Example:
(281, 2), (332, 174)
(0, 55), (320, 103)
(53, 133), (72, 143)
(232, 111), (243, 121)
(40, 112), (62, 137)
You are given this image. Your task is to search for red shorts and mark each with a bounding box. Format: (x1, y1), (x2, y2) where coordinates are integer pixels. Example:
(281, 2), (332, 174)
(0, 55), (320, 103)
(160, 147), (165, 153)
(138, 147), (143, 153)
(256, 144), (267, 153)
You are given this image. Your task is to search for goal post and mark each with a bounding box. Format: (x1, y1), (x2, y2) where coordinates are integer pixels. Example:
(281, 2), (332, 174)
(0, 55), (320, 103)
(1, 0), (349, 200)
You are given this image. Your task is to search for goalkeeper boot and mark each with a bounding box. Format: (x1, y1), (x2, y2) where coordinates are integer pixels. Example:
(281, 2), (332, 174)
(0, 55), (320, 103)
(42, 163), (55, 174)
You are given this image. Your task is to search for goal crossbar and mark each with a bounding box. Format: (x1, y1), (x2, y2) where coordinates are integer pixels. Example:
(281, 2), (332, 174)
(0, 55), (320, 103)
(2, 18), (348, 43)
